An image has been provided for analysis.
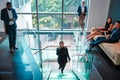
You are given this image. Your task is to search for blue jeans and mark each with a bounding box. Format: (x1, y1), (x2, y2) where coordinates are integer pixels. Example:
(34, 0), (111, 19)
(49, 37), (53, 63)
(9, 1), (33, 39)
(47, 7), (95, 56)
(92, 36), (115, 45)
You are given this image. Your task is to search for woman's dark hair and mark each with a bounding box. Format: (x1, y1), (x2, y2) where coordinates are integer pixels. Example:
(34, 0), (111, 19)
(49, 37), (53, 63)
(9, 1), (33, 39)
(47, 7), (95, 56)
(104, 17), (112, 31)
(106, 17), (112, 24)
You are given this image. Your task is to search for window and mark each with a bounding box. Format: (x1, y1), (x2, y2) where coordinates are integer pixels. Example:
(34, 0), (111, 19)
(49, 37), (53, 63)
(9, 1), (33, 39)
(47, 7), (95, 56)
(11, 0), (89, 30)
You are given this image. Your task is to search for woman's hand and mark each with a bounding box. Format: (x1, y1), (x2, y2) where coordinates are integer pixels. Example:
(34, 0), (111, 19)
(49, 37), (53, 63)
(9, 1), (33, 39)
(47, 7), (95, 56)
(106, 35), (110, 40)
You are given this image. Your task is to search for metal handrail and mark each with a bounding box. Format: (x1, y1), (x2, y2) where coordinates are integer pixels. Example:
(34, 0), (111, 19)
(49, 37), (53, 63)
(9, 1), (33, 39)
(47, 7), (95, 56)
(72, 53), (88, 62)
(17, 12), (78, 15)
(34, 45), (71, 54)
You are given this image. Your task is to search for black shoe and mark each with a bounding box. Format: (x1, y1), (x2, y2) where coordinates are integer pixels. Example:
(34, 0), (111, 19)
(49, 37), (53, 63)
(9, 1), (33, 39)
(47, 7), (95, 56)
(89, 43), (94, 48)
(10, 48), (14, 53)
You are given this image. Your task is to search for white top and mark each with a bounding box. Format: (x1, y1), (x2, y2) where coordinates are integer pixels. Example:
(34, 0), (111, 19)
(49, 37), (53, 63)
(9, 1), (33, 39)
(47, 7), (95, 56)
(82, 5), (85, 13)
(7, 9), (14, 25)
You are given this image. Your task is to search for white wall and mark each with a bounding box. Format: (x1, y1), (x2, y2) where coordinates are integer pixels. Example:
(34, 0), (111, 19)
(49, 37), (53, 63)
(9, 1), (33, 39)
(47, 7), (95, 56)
(87, 0), (111, 32)
(16, 2), (33, 29)
(0, 0), (9, 32)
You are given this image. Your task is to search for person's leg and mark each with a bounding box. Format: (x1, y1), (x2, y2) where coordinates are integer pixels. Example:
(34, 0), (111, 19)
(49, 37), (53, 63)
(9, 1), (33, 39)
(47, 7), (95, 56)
(87, 31), (98, 39)
(79, 15), (82, 27)
(8, 28), (13, 49)
(87, 32), (102, 40)
(61, 63), (66, 73)
(81, 15), (85, 30)
(79, 14), (86, 30)
(87, 32), (95, 38)
(58, 62), (62, 70)
(87, 35), (96, 40)
(91, 37), (106, 45)
(8, 27), (14, 53)
(12, 27), (17, 48)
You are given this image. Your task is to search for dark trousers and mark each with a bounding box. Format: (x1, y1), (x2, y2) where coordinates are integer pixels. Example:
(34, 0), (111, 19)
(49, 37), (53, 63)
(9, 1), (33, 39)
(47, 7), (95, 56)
(8, 25), (16, 49)
(59, 62), (66, 72)
(92, 36), (116, 45)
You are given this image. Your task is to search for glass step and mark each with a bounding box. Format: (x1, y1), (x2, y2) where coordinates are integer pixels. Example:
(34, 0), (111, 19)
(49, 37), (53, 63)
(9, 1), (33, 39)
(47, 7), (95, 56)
(49, 71), (78, 80)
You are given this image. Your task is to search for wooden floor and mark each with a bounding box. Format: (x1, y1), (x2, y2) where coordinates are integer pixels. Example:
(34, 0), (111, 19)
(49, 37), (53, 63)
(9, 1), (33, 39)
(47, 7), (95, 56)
(0, 33), (33, 80)
(92, 46), (120, 80)
(0, 32), (120, 80)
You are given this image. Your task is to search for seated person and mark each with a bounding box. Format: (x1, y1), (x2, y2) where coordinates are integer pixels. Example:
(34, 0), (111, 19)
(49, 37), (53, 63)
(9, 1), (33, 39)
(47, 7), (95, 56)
(89, 21), (120, 48)
(87, 17), (113, 40)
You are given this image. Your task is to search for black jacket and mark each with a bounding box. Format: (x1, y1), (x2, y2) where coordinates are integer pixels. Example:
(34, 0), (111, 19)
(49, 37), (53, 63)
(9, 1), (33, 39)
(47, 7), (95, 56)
(56, 47), (71, 63)
(77, 5), (87, 16)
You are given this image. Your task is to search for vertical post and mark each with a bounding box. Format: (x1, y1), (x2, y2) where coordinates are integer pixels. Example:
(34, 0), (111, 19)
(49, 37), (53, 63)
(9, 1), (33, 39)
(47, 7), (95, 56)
(35, 0), (39, 31)
(61, 0), (64, 31)
(35, 0), (43, 79)
(61, 0), (64, 41)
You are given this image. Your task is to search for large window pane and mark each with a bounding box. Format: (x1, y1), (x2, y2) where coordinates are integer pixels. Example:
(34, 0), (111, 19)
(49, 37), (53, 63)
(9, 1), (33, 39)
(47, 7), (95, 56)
(63, 15), (79, 29)
(63, 0), (89, 30)
(38, 14), (61, 29)
(37, 0), (62, 30)
(12, 0), (89, 30)
(64, 0), (80, 12)
(37, 0), (62, 12)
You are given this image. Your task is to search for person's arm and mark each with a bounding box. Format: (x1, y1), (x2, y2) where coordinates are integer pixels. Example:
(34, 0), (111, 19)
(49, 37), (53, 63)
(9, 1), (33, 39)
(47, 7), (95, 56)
(56, 48), (59, 56)
(77, 6), (81, 16)
(12, 9), (18, 21)
(109, 29), (120, 41)
(105, 35), (110, 40)
(77, 6), (80, 13)
(85, 6), (87, 14)
(97, 26), (105, 30)
(108, 24), (113, 31)
(1, 9), (7, 21)
(66, 47), (71, 61)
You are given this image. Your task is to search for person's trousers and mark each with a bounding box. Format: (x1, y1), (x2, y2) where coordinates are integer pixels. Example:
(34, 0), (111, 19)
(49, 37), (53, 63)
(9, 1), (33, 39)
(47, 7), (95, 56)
(92, 36), (116, 45)
(79, 14), (86, 29)
(8, 25), (16, 49)
(59, 62), (66, 72)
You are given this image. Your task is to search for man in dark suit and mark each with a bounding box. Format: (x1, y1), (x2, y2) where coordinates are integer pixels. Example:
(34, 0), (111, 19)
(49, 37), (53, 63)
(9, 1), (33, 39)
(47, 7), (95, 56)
(1, 2), (18, 53)
(56, 41), (71, 73)
(77, 1), (87, 30)
(90, 21), (120, 47)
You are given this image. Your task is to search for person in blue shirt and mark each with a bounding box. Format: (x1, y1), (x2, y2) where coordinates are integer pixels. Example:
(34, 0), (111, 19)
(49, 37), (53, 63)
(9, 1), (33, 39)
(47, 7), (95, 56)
(89, 21), (120, 48)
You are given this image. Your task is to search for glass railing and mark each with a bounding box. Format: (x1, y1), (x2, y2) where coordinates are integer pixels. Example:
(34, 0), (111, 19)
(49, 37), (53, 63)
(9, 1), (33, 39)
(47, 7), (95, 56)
(23, 30), (93, 80)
